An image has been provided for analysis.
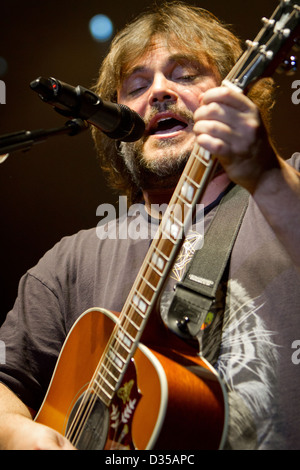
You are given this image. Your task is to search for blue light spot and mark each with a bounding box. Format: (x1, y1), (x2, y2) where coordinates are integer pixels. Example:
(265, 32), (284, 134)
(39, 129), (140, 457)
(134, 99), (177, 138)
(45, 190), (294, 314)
(89, 14), (113, 42)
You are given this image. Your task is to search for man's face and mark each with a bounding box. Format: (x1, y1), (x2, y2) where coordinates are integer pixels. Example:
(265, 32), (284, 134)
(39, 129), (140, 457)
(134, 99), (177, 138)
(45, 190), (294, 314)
(117, 37), (219, 189)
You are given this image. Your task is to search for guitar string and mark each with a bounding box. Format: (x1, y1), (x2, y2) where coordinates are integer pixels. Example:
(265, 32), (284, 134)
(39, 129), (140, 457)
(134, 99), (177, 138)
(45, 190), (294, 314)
(65, 320), (125, 444)
(68, 129), (224, 447)
(226, 6), (298, 86)
(62, 16), (285, 443)
(64, 4), (298, 445)
(64, 140), (212, 448)
(63, 114), (233, 447)
(65, 288), (153, 446)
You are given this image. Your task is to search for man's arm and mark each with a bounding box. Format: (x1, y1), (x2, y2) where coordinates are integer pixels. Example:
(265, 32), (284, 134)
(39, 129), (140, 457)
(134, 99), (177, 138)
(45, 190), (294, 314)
(193, 86), (300, 273)
(0, 383), (75, 450)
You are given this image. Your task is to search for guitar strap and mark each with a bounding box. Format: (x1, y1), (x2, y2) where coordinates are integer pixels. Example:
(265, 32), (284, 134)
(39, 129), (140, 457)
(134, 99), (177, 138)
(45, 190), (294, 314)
(167, 183), (249, 341)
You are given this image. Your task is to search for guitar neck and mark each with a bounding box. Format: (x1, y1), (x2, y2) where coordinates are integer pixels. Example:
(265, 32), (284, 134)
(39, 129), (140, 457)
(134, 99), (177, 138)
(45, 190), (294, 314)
(92, 144), (217, 406)
(91, 0), (300, 406)
(121, 144), (217, 335)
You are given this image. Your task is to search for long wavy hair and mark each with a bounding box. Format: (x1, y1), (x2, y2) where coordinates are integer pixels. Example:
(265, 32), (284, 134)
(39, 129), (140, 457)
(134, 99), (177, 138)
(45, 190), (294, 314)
(91, 1), (275, 204)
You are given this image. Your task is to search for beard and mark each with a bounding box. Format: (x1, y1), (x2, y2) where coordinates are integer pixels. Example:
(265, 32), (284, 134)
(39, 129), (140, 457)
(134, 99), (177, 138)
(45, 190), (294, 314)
(118, 103), (194, 190)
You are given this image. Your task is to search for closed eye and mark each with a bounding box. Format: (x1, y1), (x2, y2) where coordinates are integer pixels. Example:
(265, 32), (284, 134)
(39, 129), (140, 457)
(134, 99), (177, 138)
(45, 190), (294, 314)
(128, 86), (147, 96)
(177, 75), (198, 82)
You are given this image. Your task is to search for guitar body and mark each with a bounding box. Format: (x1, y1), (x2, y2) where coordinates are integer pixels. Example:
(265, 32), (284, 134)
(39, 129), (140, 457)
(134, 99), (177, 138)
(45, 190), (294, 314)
(34, 2), (300, 451)
(35, 308), (227, 450)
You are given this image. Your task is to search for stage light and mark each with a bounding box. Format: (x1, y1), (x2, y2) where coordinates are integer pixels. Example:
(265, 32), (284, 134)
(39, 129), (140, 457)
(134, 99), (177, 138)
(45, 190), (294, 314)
(89, 14), (114, 42)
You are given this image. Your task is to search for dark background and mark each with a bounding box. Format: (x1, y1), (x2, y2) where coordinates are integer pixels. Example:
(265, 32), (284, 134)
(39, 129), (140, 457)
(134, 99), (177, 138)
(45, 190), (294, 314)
(0, 0), (299, 324)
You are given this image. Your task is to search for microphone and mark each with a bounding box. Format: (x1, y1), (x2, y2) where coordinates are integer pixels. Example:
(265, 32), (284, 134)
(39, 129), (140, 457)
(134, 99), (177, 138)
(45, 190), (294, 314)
(30, 77), (145, 142)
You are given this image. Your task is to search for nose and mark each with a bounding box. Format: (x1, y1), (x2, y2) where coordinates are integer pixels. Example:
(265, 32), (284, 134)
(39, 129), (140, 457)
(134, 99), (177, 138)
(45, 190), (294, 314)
(149, 73), (178, 106)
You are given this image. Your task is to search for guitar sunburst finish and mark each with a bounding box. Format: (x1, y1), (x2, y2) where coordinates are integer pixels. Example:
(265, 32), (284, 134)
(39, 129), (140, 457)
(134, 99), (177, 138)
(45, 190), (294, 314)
(35, 308), (227, 449)
(35, 1), (300, 450)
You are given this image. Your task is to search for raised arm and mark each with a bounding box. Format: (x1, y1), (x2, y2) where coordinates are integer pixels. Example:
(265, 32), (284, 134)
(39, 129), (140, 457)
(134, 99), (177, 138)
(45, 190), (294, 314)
(193, 86), (300, 273)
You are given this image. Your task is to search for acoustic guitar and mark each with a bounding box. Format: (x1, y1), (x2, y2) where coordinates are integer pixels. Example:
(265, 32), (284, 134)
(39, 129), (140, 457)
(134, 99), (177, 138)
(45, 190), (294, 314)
(35, 1), (300, 450)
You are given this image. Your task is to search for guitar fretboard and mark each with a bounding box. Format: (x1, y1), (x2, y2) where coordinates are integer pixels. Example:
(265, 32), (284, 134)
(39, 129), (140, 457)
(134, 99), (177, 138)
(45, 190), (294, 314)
(92, 145), (217, 406)
(89, 0), (300, 406)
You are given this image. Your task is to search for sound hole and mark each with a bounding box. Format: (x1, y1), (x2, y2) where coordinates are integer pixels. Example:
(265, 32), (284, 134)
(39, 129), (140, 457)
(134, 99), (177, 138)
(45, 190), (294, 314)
(66, 393), (109, 450)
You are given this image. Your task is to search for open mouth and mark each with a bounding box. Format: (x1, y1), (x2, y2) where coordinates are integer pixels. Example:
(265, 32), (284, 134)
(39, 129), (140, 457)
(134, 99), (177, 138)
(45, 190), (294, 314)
(149, 117), (188, 136)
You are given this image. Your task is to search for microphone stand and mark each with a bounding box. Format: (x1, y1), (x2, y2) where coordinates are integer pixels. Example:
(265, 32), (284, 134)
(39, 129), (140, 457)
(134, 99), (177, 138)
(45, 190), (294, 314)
(0, 118), (88, 163)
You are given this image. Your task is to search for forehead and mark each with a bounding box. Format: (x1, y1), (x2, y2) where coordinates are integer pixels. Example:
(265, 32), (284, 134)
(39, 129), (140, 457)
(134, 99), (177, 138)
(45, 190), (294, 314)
(121, 36), (209, 79)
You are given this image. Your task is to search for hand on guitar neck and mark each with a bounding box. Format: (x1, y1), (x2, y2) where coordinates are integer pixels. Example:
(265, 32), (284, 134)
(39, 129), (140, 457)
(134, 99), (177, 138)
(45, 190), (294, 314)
(193, 84), (300, 273)
(193, 85), (277, 195)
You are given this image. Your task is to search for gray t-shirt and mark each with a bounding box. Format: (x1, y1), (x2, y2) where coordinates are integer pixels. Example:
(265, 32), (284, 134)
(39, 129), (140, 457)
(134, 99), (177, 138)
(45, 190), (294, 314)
(0, 154), (300, 450)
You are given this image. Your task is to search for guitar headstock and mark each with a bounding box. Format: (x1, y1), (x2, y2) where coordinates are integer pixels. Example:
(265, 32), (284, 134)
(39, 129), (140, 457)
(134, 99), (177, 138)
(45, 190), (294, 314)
(224, 0), (300, 91)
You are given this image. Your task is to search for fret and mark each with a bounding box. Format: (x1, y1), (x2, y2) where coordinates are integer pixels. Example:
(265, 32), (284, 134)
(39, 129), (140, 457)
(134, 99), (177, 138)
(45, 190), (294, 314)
(151, 251), (166, 272)
(109, 343), (128, 363)
(171, 212), (185, 229)
(73, 2), (299, 429)
(116, 327), (134, 351)
(106, 350), (124, 373)
(135, 276), (158, 302)
(114, 334), (132, 354)
(148, 260), (166, 276)
(155, 236), (176, 257)
(122, 312), (141, 331)
(133, 290), (152, 308)
(98, 394), (110, 408)
(187, 154), (215, 184)
(108, 348), (125, 369)
(95, 372), (116, 392)
(194, 146), (211, 165)
(160, 228), (178, 243)
(133, 291), (150, 311)
(101, 361), (119, 382)
(180, 180), (197, 203)
(118, 323), (136, 344)
(167, 222), (181, 240)
(174, 191), (193, 207)
(152, 244), (170, 261)
(128, 302), (148, 321)
(126, 304), (147, 327)
(182, 172), (201, 188)
(164, 211), (186, 238)
(94, 382), (113, 402)
(140, 275), (157, 292)
(165, 211), (184, 232)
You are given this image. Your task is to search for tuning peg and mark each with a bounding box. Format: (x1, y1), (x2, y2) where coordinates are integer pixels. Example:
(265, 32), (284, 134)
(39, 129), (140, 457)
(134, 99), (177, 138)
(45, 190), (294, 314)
(276, 55), (298, 75)
(293, 4), (300, 15)
(261, 17), (275, 28)
(245, 39), (259, 50)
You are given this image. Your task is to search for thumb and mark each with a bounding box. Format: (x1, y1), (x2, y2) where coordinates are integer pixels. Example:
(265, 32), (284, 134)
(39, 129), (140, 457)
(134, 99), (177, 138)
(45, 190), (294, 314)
(34, 429), (76, 450)
(55, 433), (76, 450)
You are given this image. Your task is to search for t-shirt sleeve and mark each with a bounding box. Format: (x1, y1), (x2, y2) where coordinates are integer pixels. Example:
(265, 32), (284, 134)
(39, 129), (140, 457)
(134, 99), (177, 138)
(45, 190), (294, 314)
(0, 226), (130, 412)
(0, 268), (67, 411)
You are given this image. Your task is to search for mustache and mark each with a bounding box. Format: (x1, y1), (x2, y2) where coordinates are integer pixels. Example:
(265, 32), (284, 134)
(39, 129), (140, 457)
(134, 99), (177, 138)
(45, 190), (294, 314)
(143, 102), (195, 128)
